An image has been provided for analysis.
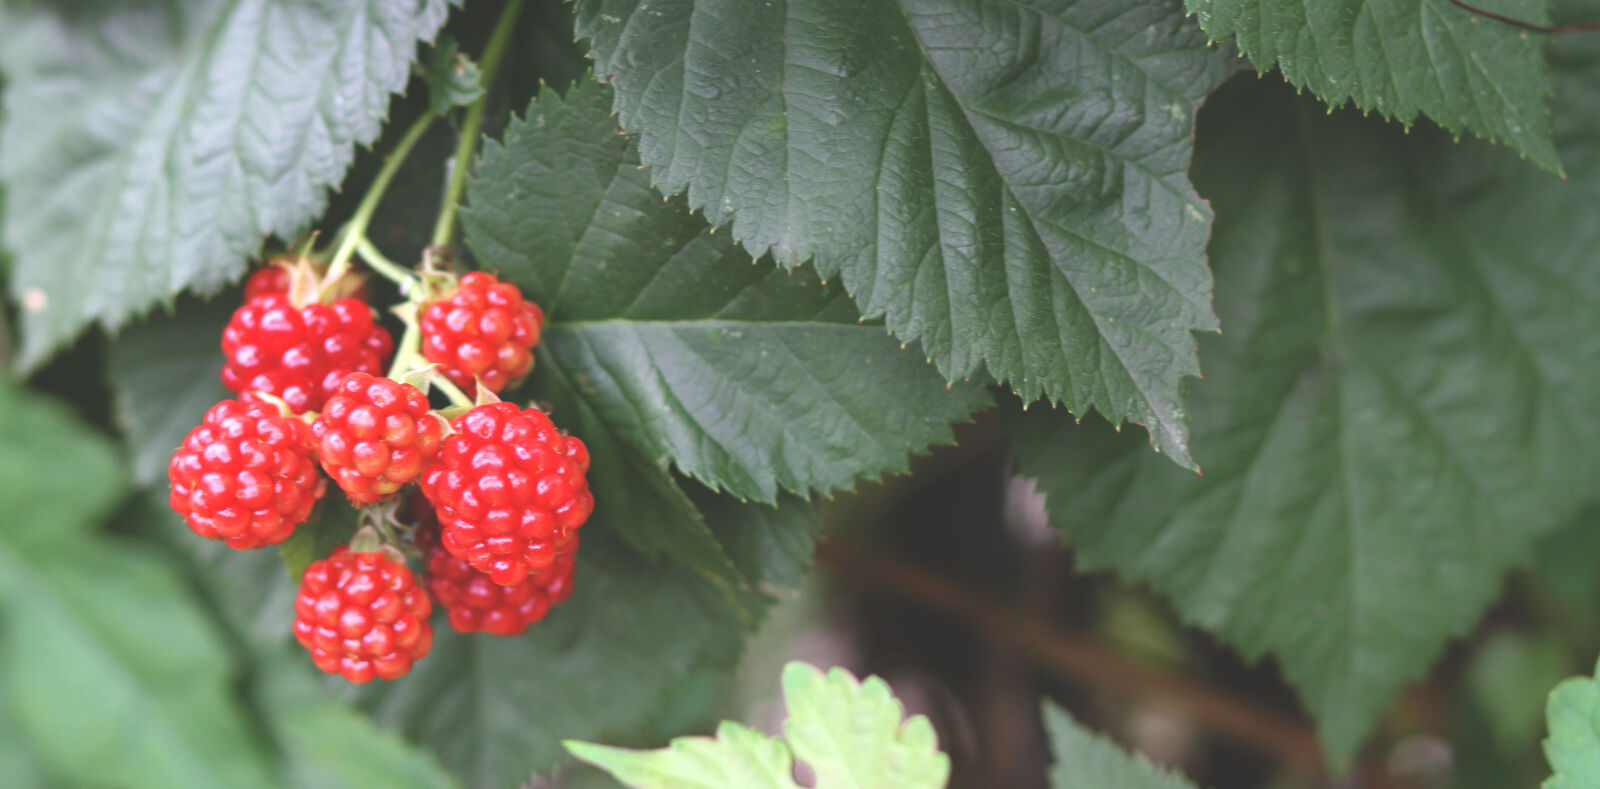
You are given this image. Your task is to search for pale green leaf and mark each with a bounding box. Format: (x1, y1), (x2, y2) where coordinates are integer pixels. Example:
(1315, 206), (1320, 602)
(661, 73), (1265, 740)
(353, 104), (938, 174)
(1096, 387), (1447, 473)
(571, 0), (1236, 466)
(567, 661), (949, 789)
(1545, 659), (1600, 789)
(0, 0), (451, 366)
(1043, 702), (1197, 789)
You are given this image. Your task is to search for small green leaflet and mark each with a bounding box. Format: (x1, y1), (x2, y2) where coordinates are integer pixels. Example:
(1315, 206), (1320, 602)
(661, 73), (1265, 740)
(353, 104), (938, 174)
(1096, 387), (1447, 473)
(1043, 702), (1197, 789)
(423, 35), (485, 115)
(1006, 62), (1600, 760)
(466, 79), (990, 505)
(566, 661), (950, 789)
(0, 0), (451, 368)
(572, 0), (1236, 467)
(1544, 658), (1600, 789)
(1187, 0), (1560, 172)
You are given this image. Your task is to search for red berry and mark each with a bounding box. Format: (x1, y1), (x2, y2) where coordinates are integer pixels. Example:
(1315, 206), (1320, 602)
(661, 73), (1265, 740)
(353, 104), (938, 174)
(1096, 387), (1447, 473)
(243, 266), (292, 301)
(244, 263), (368, 303)
(220, 293), (394, 414)
(167, 399), (325, 550)
(427, 542), (576, 635)
(420, 272), (543, 394)
(313, 372), (444, 504)
(293, 547), (433, 683)
(420, 402), (592, 586)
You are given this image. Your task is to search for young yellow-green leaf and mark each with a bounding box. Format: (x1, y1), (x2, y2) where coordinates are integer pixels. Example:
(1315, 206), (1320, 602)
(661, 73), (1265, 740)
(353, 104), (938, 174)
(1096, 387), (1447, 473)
(0, 0), (451, 368)
(571, 0), (1235, 467)
(567, 662), (949, 789)
(1006, 55), (1600, 760)
(1043, 702), (1197, 789)
(1545, 658), (1600, 789)
(464, 79), (990, 503)
(1188, 0), (1559, 171)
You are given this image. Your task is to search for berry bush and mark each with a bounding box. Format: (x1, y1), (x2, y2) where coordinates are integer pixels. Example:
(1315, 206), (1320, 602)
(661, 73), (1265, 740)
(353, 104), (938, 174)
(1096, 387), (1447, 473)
(5, 0), (1600, 786)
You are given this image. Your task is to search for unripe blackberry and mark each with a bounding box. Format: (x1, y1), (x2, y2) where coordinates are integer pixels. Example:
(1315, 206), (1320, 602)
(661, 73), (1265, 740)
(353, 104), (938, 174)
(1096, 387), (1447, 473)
(420, 402), (591, 586)
(419, 272), (543, 395)
(313, 372), (443, 504)
(168, 398), (325, 550)
(221, 293), (393, 414)
(427, 542), (576, 635)
(293, 547), (433, 683)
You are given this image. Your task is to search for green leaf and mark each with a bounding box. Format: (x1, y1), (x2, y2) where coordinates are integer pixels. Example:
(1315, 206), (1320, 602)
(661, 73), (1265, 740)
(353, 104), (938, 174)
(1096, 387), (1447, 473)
(1188, 0), (1560, 172)
(1006, 62), (1600, 759)
(0, 376), (126, 550)
(255, 650), (461, 789)
(465, 78), (991, 503)
(107, 295), (233, 487)
(0, 541), (278, 789)
(0, 382), (277, 787)
(1042, 702), (1197, 789)
(570, 0), (1235, 466)
(0, 686), (51, 789)
(423, 35), (484, 115)
(277, 498), (363, 581)
(0, 0), (452, 367)
(1545, 658), (1600, 789)
(567, 661), (949, 789)
(361, 501), (816, 789)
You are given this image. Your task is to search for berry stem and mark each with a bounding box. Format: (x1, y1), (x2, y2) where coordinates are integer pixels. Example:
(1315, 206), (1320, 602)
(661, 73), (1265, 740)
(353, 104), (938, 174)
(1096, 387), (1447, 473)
(385, 305), (426, 381)
(432, 373), (475, 410)
(429, 0), (525, 251)
(356, 236), (420, 294)
(323, 109), (438, 300)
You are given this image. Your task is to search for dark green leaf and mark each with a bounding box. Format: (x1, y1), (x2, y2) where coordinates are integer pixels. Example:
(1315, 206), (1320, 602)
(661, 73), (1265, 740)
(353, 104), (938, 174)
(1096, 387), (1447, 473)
(465, 79), (990, 503)
(1188, 0), (1560, 171)
(424, 36), (484, 115)
(278, 498), (363, 581)
(0, 0), (451, 367)
(570, 0), (1235, 465)
(1006, 62), (1600, 759)
(1043, 702), (1196, 789)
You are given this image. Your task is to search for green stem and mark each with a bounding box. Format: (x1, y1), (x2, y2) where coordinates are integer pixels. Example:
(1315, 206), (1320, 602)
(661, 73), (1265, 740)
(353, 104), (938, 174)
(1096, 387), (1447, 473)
(324, 110), (438, 299)
(385, 310), (425, 380)
(356, 236), (420, 294)
(432, 374), (474, 409)
(430, 0), (526, 250)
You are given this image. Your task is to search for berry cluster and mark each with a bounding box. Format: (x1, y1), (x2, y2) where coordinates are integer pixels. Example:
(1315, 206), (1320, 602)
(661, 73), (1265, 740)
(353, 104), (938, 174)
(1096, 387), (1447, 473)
(167, 256), (588, 683)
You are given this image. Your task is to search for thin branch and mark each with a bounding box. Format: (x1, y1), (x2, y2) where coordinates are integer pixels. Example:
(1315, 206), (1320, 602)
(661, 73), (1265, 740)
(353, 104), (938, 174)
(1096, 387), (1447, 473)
(1449, 0), (1600, 33)
(815, 542), (1326, 777)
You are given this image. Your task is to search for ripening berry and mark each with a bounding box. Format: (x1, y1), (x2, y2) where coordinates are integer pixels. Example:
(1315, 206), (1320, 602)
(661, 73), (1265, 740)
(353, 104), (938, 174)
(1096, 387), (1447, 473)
(313, 372), (443, 504)
(293, 547), (433, 683)
(221, 293), (394, 414)
(168, 398), (325, 550)
(428, 542), (576, 635)
(419, 272), (543, 395)
(420, 402), (592, 586)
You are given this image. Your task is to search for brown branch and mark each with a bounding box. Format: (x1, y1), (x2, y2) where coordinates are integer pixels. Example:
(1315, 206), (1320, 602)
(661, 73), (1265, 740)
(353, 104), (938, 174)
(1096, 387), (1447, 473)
(1449, 0), (1600, 33)
(815, 541), (1327, 777)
